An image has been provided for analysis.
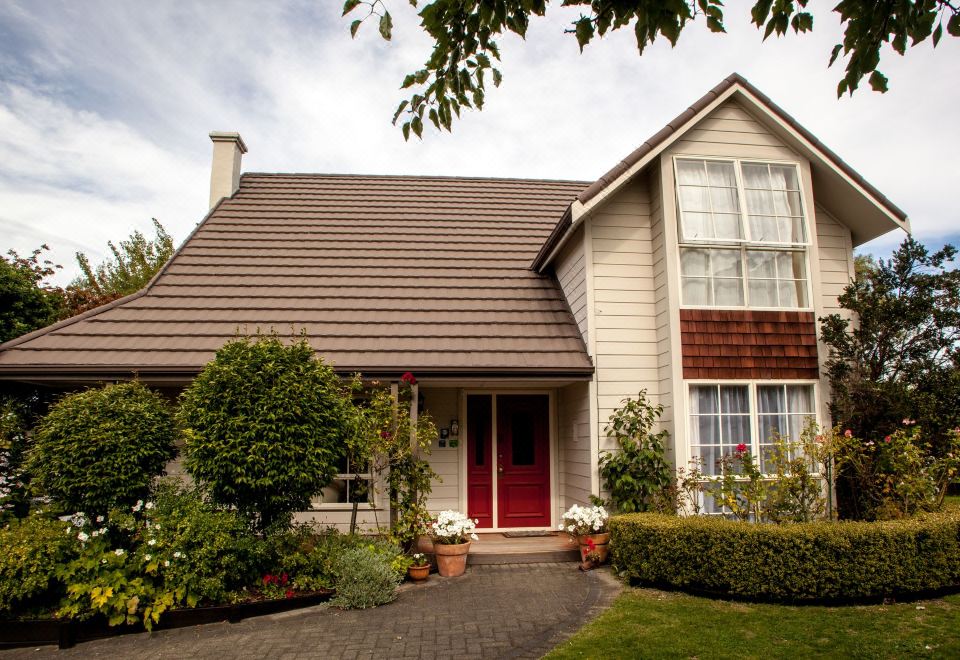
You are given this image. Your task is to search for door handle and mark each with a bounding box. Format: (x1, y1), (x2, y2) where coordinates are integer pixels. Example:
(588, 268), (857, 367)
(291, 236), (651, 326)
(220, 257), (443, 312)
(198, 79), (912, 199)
(497, 463), (504, 473)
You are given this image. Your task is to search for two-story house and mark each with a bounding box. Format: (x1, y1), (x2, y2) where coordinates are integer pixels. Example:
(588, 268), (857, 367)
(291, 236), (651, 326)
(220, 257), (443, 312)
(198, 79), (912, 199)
(0, 74), (907, 529)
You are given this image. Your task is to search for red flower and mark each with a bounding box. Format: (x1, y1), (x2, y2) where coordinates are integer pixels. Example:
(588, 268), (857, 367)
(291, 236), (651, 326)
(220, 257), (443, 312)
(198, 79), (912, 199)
(401, 372), (417, 385)
(263, 574), (274, 585)
(884, 435), (892, 443)
(285, 589), (295, 599)
(281, 573), (289, 585)
(844, 429), (853, 438)
(586, 538), (596, 551)
(380, 430), (392, 439)
(735, 443), (748, 454)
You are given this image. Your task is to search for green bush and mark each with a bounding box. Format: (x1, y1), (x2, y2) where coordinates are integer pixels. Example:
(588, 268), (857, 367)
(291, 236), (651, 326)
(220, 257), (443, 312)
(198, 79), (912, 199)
(179, 334), (350, 530)
(610, 510), (960, 602)
(28, 382), (177, 516)
(331, 546), (402, 609)
(138, 484), (262, 605)
(0, 514), (76, 616)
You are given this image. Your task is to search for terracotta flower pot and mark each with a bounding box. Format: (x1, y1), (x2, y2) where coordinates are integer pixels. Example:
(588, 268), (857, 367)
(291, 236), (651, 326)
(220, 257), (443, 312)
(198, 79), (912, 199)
(416, 534), (435, 554)
(578, 532), (610, 564)
(433, 541), (471, 577)
(408, 564), (431, 582)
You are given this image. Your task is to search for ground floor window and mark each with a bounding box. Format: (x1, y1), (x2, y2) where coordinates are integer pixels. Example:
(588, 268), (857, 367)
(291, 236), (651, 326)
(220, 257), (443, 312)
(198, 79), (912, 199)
(314, 456), (372, 507)
(687, 382), (816, 513)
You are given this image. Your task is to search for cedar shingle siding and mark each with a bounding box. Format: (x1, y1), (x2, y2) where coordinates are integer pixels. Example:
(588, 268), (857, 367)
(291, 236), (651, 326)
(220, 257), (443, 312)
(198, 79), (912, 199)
(680, 310), (819, 380)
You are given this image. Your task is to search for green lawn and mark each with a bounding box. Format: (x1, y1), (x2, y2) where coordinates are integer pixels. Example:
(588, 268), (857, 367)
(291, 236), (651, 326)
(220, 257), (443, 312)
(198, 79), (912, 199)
(547, 587), (960, 659)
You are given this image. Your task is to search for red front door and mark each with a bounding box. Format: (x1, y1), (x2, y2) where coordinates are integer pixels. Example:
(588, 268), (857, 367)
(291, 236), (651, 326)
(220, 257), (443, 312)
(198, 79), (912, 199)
(495, 395), (551, 528)
(466, 395), (493, 528)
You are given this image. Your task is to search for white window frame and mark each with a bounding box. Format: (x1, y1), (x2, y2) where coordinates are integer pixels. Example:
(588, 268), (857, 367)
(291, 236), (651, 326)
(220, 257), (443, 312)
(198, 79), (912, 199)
(683, 380), (820, 515)
(683, 380), (820, 476)
(674, 155), (813, 311)
(311, 459), (376, 511)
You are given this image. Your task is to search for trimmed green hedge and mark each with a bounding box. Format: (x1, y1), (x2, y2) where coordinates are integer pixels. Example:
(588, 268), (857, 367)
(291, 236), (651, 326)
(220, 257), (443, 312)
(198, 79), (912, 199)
(610, 510), (960, 602)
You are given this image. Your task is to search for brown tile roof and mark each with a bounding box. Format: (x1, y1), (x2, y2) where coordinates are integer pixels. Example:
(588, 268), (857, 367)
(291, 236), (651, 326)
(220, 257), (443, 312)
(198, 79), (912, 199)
(532, 72), (908, 271)
(0, 174), (595, 380)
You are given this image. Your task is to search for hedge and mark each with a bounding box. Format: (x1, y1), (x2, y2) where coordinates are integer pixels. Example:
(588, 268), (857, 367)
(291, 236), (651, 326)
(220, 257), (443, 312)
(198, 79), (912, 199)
(610, 509), (960, 602)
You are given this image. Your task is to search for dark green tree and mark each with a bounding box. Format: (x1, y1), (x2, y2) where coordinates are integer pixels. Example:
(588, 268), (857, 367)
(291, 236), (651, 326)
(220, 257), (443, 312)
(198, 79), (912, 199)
(344, 0), (960, 138)
(179, 334), (351, 531)
(0, 246), (63, 343)
(27, 382), (178, 516)
(820, 236), (960, 452)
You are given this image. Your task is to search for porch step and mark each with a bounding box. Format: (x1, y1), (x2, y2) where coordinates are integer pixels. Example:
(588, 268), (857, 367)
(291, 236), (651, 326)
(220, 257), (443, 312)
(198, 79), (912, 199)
(467, 548), (580, 565)
(456, 532), (581, 565)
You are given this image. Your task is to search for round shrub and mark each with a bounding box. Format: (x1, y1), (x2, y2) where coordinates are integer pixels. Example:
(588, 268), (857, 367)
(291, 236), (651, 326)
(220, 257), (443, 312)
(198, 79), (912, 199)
(331, 546), (401, 609)
(179, 335), (350, 530)
(29, 382), (177, 515)
(610, 510), (960, 602)
(0, 514), (76, 616)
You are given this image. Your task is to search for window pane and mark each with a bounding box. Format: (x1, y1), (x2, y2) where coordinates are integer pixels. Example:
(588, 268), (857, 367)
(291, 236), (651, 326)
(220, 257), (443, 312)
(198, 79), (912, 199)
(720, 386), (749, 414)
(778, 281), (799, 308)
(722, 415), (751, 447)
(745, 189), (775, 215)
(748, 215), (779, 242)
(682, 212), (713, 239)
(690, 386), (719, 414)
(747, 250), (776, 277)
(770, 165), (799, 190)
(680, 185), (711, 212)
(713, 214), (742, 240)
(677, 159), (707, 185)
(682, 278), (710, 305)
(511, 412), (535, 465)
(681, 249), (709, 276)
(749, 280), (777, 307)
(714, 278), (744, 306)
(710, 187), (740, 213)
(706, 161), (737, 187)
(787, 385), (815, 413)
(742, 163), (769, 189)
(712, 250), (742, 278)
(757, 385), (785, 414)
(698, 446), (722, 477)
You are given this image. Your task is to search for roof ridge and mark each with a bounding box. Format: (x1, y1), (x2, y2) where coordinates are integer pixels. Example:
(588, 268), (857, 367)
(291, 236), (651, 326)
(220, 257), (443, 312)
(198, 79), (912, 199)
(240, 172), (591, 185)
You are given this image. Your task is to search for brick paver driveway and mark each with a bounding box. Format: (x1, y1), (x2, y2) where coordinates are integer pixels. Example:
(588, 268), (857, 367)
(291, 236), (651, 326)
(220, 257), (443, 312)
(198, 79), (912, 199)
(3, 563), (620, 659)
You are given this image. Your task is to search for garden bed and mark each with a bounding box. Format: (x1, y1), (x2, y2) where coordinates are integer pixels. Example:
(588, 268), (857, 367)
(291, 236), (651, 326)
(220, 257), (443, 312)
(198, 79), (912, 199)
(0, 589), (333, 650)
(610, 509), (960, 603)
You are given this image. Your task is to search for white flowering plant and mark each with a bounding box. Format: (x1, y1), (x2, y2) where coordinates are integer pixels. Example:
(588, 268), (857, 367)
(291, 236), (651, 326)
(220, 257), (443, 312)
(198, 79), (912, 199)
(430, 510), (480, 545)
(559, 504), (609, 538)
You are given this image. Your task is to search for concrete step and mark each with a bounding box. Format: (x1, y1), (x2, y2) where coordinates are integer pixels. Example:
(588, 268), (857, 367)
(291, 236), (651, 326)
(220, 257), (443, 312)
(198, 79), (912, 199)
(467, 548), (580, 565)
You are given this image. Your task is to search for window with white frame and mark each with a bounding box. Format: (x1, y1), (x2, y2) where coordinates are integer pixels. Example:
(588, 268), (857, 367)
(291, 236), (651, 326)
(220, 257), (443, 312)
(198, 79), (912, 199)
(314, 456), (372, 507)
(676, 157), (810, 309)
(687, 383), (817, 512)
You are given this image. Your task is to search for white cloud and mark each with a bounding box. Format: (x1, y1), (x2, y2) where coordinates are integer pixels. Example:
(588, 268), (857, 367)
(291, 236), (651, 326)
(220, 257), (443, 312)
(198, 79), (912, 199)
(0, 0), (957, 282)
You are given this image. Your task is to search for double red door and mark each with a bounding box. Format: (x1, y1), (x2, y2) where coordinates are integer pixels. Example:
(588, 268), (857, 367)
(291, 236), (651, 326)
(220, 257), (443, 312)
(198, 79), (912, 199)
(467, 394), (550, 528)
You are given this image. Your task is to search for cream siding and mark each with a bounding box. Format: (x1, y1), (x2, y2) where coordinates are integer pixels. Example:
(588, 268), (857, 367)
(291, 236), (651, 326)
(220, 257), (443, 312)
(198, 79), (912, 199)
(589, 175), (662, 461)
(669, 101), (800, 161)
(554, 226), (589, 349)
(558, 381), (592, 517)
(815, 206), (855, 316)
(420, 387), (461, 514)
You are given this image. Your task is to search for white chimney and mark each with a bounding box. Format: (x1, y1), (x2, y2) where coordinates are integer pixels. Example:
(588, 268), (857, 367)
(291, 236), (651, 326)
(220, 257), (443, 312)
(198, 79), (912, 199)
(208, 131), (247, 209)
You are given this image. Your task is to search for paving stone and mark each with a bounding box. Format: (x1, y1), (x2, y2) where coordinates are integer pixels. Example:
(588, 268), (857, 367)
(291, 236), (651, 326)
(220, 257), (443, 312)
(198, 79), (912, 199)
(1, 564), (620, 659)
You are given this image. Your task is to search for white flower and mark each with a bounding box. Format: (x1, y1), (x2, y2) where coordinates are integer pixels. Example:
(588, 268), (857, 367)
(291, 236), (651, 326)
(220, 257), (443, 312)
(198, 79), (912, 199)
(101, 559), (107, 564)
(95, 515), (105, 523)
(98, 527), (107, 535)
(148, 539), (157, 546)
(114, 548), (125, 556)
(132, 500), (143, 512)
(77, 532), (89, 543)
(470, 533), (479, 541)
(164, 560), (170, 567)
(91, 530), (99, 538)
(145, 502), (154, 510)
(145, 554), (152, 561)
(173, 551), (182, 559)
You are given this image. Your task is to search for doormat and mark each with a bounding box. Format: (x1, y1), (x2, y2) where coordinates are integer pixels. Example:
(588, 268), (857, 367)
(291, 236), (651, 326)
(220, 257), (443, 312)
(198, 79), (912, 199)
(502, 530), (555, 538)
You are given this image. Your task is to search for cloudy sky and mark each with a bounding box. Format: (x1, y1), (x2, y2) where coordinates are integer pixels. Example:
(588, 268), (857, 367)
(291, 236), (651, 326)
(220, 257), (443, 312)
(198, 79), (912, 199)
(1, 1), (957, 284)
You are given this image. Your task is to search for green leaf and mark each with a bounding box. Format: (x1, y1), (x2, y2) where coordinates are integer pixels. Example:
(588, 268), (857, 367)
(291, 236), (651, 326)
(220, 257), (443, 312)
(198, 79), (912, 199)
(574, 17), (594, 52)
(350, 19), (362, 39)
(868, 70), (888, 93)
(932, 23), (943, 47)
(492, 68), (502, 87)
(379, 12), (393, 41)
(342, 0), (361, 16)
(828, 43), (843, 67)
(392, 100), (409, 124)
(948, 14), (960, 37)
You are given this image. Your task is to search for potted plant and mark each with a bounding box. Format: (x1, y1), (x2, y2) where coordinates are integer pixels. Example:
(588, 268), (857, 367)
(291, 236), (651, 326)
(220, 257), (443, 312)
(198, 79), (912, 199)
(408, 553), (430, 581)
(560, 504), (610, 566)
(430, 510), (479, 577)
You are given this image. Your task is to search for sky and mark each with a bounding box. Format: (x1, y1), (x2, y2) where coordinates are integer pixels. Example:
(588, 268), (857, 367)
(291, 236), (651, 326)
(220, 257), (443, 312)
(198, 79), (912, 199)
(1, 1), (958, 285)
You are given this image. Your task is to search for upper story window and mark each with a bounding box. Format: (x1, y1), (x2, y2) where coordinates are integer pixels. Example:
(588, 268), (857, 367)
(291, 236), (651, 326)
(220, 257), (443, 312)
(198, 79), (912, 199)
(676, 157), (810, 309)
